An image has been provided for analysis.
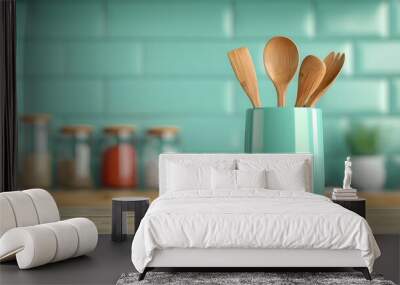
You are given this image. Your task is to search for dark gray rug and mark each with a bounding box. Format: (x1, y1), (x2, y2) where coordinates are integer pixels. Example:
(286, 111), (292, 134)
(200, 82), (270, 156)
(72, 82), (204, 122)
(116, 272), (396, 285)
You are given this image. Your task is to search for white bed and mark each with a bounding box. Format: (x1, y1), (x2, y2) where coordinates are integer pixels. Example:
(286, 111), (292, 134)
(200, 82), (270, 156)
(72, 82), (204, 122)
(131, 154), (380, 281)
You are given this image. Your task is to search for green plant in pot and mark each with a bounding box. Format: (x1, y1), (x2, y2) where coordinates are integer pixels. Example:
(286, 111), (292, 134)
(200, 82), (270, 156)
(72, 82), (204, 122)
(346, 126), (386, 191)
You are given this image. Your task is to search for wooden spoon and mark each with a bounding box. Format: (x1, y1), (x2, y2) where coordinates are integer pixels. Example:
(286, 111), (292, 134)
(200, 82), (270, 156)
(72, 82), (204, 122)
(228, 47), (262, 108)
(305, 52), (345, 107)
(263, 36), (299, 107)
(295, 55), (326, 107)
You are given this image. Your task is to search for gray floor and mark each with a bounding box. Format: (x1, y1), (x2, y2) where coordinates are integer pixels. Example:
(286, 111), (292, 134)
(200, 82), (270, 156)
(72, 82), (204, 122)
(1, 235), (398, 285)
(0, 235), (134, 285)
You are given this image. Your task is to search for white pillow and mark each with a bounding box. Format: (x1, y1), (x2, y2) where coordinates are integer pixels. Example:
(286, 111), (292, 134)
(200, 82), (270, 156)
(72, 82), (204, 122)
(167, 162), (211, 191)
(211, 169), (237, 190)
(238, 159), (309, 191)
(236, 169), (267, 189)
(266, 167), (306, 191)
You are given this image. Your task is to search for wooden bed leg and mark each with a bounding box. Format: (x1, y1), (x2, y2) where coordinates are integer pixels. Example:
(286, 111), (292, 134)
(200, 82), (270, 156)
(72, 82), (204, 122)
(354, 267), (372, 280)
(138, 268), (148, 281)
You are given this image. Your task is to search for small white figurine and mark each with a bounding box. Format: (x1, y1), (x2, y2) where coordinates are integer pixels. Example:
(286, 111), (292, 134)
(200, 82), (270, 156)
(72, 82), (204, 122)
(342, 156), (352, 189)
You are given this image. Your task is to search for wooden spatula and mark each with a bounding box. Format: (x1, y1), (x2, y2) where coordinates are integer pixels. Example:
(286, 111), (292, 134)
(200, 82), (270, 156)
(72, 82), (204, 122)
(263, 36), (299, 107)
(228, 47), (262, 108)
(295, 55), (326, 107)
(305, 52), (345, 107)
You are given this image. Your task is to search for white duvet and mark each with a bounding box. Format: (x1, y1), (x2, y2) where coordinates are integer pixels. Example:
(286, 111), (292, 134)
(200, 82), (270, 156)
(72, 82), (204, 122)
(131, 190), (380, 273)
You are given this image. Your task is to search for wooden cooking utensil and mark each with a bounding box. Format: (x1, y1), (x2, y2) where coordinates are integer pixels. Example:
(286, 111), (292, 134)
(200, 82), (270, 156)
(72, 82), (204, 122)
(305, 52), (345, 107)
(295, 55), (326, 107)
(228, 47), (262, 108)
(263, 36), (299, 107)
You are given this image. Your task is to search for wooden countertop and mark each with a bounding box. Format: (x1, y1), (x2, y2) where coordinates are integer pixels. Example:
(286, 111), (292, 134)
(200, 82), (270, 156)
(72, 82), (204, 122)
(358, 192), (400, 207)
(52, 189), (400, 235)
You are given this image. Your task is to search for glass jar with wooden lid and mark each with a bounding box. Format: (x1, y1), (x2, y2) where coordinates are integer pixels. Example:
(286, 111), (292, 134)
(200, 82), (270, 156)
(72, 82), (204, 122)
(56, 125), (93, 189)
(19, 113), (52, 188)
(101, 125), (138, 188)
(143, 126), (180, 189)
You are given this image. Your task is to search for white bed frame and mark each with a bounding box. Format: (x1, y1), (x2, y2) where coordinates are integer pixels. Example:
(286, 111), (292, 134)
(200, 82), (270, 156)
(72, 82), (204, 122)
(140, 154), (370, 280)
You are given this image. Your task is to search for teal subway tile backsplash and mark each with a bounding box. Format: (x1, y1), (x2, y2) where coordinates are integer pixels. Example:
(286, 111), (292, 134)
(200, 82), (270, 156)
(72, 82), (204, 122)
(317, 79), (389, 114)
(143, 42), (232, 75)
(358, 42), (400, 74)
(16, 43), (24, 76)
(315, 0), (388, 37)
(143, 42), (264, 76)
(65, 42), (141, 76)
(23, 42), (64, 75)
(16, 0), (26, 38)
(26, 1), (104, 38)
(17, 0), (400, 188)
(234, 79), (276, 113)
(323, 118), (349, 157)
(24, 80), (104, 114)
(179, 116), (243, 153)
(108, 1), (232, 38)
(325, 157), (346, 187)
(392, 0), (400, 36)
(107, 80), (234, 115)
(136, 115), (243, 153)
(235, 1), (314, 37)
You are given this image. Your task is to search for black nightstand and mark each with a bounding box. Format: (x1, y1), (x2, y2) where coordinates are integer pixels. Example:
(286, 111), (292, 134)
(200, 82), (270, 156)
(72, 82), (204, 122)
(112, 197), (150, 242)
(332, 198), (366, 218)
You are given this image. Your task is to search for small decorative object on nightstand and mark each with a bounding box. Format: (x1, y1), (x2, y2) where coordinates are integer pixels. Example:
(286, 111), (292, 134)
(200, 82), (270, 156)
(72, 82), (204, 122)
(332, 198), (366, 218)
(112, 197), (149, 242)
(343, 156), (353, 190)
(332, 157), (365, 217)
(332, 156), (359, 200)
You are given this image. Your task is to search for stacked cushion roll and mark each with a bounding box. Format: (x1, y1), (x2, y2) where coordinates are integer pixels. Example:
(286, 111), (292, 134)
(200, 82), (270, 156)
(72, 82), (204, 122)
(0, 189), (98, 269)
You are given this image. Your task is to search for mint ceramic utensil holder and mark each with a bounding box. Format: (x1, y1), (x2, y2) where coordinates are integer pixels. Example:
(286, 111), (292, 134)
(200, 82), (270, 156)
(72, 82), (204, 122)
(244, 107), (325, 194)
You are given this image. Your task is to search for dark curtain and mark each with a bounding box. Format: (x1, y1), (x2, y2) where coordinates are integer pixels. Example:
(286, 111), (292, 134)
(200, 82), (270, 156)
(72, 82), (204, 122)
(0, 0), (17, 192)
